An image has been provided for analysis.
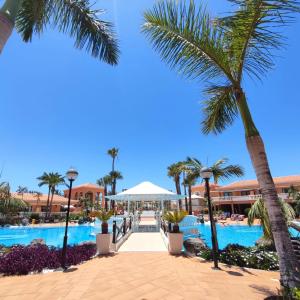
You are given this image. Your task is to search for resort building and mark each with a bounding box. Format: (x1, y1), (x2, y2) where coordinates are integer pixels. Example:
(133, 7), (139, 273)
(63, 183), (105, 208)
(12, 183), (105, 213)
(12, 193), (78, 213)
(192, 175), (300, 215)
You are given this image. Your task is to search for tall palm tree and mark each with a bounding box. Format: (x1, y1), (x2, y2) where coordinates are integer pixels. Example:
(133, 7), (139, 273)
(37, 172), (64, 217)
(97, 175), (112, 210)
(48, 173), (65, 215)
(0, 0), (119, 64)
(107, 147), (119, 196)
(167, 161), (184, 209)
(16, 185), (28, 201)
(33, 191), (42, 212)
(37, 172), (52, 216)
(182, 169), (198, 215)
(109, 170), (123, 209)
(107, 147), (119, 173)
(143, 0), (300, 289)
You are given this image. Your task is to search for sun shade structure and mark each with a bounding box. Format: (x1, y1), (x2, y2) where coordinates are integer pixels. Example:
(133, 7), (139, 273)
(106, 181), (185, 201)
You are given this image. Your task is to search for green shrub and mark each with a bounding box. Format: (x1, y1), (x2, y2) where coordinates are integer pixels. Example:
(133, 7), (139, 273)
(197, 243), (279, 271)
(30, 213), (40, 221)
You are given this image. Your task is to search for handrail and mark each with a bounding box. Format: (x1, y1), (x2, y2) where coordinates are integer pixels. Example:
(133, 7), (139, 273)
(112, 216), (132, 244)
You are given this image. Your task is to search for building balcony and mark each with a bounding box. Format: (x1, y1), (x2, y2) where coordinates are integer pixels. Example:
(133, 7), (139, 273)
(212, 193), (290, 204)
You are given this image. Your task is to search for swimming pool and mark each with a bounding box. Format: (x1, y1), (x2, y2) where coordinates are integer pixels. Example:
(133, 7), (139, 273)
(0, 218), (298, 249)
(0, 218), (122, 248)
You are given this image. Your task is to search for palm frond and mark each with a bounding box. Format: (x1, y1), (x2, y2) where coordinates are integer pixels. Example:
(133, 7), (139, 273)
(53, 0), (119, 64)
(142, 0), (234, 82)
(217, 0), (300, 81)
(248, 197), (295, 240)
(202, 84), (238, 134)
(15, 0), (50, 42)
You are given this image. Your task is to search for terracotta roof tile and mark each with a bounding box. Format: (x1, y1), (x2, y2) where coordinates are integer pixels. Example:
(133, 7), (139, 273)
(216, 175), (300, 191)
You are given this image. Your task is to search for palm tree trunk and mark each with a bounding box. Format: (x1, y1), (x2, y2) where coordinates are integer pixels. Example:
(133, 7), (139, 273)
(188, 185), (192, 215)
(237, 92), (300, 289)
(0, 11), (13, 53)
(175, 178), (182, 210)
(45, 186), (51, 218)
(247, 134), (300, 288)
(48, 189), (55, 216)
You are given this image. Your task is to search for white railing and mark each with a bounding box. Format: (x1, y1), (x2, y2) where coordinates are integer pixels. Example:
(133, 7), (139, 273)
(212, 193), (290, 203)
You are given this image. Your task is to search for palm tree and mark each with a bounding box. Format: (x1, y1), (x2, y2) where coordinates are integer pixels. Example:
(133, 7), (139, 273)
(33, 191), (42, 212)
(0, 0), (119, 64)
(109, 170), (123, 209)
(37, 172), (65, 217)
(48, 173), (65, 215)
(107, 147), (119, 195)
(16, 185), (28, 201)
(97, 175), (112, 210)
(248, 197), (295, 242)
(79, 196), (94, 217)
(167, 162), (184, 209)
(109, 171), (123, 194)
(37, 172), (52, 216)
(182, 169), (198, 215)
(142, 0), (300, 288)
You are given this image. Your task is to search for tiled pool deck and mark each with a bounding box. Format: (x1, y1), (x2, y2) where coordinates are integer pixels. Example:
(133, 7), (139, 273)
(0, 252), (279, 300)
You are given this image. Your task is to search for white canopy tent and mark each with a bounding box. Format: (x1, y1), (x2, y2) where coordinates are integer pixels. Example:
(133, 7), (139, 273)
(106, 181), (185, 212)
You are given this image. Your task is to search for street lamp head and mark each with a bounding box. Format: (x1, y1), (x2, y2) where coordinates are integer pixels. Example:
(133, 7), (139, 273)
(66, 167), (78, 181)
(200, 167), (213, 180)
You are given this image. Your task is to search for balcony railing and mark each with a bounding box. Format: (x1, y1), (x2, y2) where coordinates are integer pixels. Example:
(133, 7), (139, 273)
(212, 193), (290, 203)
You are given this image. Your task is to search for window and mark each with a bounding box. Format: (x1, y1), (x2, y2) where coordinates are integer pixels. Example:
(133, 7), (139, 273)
(282, 188), (289, 193)
(241, 191), (250, 196)
(223, 192), (232, 197)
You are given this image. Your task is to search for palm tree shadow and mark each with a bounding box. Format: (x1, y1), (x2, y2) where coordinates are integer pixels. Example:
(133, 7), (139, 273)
(249, 284), (277, 298)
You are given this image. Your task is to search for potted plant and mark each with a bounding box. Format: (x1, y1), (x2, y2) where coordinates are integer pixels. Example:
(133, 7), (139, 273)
(91, 209), (114, 255)
(163, 210), (187, 255)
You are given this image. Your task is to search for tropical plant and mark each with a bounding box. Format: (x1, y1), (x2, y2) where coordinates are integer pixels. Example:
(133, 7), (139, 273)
(79, 196), (94, 217)
(97, 175), (112, 211)
(0, 243), (96, 276)
(37, 172), (64, 217)
(142, 0), (300, 289)
(91, 209), (113, 234)
(182, 169), (198, 215)
(163, 210), (187, 233)
(0, 0), (119, 65)
(186, 157), (244, 185)
(16, 186), (28, 200)
(0, 182), (28, 216)
(248, 198), (295, 241)
(288, 186), (300, 216)
(109, 170), (123, 209)
(167, 161), (185, 209)
(107, 147), (119, 195)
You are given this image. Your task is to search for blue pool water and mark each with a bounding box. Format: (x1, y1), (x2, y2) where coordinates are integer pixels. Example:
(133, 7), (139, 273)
(0, 217), (298, 249)
(0, 218), (122, 248)
(180, 218), (299, 249)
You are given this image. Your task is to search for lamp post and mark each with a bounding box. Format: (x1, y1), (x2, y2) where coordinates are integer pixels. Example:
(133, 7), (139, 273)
(200, 167), (219, 269)
(61, 167), (78, 270)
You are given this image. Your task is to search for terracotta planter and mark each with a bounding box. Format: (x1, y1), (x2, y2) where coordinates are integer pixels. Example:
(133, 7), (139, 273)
(96, 233), (111, 255)
(168, 232), (183, 255)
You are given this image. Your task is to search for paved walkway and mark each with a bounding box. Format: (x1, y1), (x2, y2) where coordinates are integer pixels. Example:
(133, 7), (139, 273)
(0, 253), (279, 300)
(119, 233), (167, 252)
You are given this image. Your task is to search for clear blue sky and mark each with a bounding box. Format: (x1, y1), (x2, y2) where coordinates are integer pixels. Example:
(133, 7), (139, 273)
(0, 0), (300, 194)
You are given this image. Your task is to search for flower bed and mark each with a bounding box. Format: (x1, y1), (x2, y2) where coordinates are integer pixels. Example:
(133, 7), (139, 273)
(198, 244), (279, 271)
(0, 243), (96, 276)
